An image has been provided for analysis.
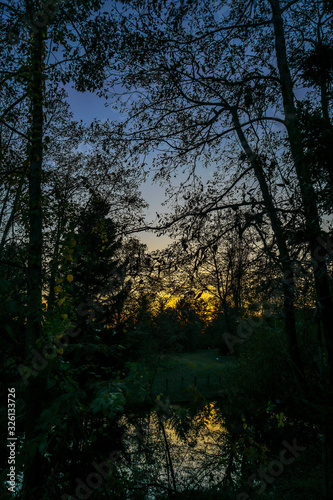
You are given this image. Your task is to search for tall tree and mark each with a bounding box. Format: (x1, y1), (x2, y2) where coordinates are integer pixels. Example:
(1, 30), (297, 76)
(0, 0), (110, 496)
(23, 12), (46, 495)
(86, 0), (331, 376)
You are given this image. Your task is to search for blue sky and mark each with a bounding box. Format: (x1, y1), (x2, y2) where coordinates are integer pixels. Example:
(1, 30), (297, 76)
(65, 84), (172, 251)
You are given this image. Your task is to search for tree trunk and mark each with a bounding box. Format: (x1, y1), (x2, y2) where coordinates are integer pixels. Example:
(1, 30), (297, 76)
(0, 172), (26, 254)
(231, 107), (304, 377)
(318, 71), (333, 200)
(22, 20), (46, 498)
(270, 0), (333, 387)
(159, 416), (177, 492)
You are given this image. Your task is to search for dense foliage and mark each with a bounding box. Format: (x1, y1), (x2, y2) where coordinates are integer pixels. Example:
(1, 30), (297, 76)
(0, 0), (332, 498)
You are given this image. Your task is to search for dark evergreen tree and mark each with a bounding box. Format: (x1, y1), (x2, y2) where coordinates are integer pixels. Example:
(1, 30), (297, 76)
(59, 196), (131, 380)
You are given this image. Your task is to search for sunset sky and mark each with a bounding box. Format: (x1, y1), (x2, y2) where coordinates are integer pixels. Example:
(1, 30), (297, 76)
(66, 85), (173, 250)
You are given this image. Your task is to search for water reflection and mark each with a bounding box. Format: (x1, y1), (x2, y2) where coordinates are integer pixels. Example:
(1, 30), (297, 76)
(118, 401), (230, 498)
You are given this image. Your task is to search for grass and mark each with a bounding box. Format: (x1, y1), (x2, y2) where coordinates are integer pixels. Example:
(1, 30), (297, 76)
(149, 349), (237, 402)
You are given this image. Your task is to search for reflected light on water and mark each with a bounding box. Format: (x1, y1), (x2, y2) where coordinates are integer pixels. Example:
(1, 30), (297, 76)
(117, 400), (231, 498)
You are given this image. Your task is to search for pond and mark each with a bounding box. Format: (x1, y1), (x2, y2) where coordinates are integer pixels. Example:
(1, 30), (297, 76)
(116, 400), (239, 498)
